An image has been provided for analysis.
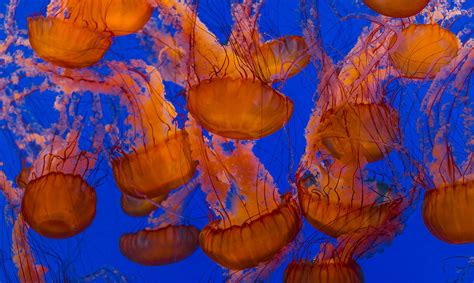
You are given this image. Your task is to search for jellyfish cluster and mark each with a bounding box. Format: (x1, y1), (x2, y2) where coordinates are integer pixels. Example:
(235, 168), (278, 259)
(0, 0), (472, 282)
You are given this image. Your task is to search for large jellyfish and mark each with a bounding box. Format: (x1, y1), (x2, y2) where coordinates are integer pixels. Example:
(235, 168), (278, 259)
(187, 118), (301, 276)
(109, 64), (197, 199)
(418, 37), (473, 244)
(149, 0), (309, 139)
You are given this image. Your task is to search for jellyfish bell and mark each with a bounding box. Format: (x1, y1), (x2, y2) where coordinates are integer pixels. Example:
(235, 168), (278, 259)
(316, 102), (399, 163)
(284, 259), (364, 283)
(121, 192), (168, 217)
(112, 130), (197, 199)
(389, 24), (460, 79)
(422, 177), (474, 244)
(200, 196), (301, 270)
(296, 168), (404, 237)
(119, 224), (200, 266)
(22, 172), (96, 239)
(250, 35), (310, 82)
(28, 16), (112, 69)
(363, 0), (430, 18)
(63, 0), (153, 36)
(187, 78), (294, 140)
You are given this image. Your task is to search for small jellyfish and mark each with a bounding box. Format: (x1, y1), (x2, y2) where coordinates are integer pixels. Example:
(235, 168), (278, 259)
(119, 224), (200, 266)
(363, 0), (430, 18)
(389, 24), (460, 79)
(28, 17), (112, 68)
(250, 35), (310, 82)
(63, 0), (153, 36)
(120, 193), (168, 217)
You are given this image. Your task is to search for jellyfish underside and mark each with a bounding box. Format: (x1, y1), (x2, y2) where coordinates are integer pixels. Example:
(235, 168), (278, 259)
(27, 16), (112, 68)
(120, 225), (200, 266)
(121, 193), (168, 217)
(112, 131), (196, 199)
(252, 35), (310, 82)
(363, 0), (430, 18)
(284, 260), (364, 283)
(422, 179), (474, 244)
(389, 24), (459, 79)
(64, 0), (153, 36)
(199, 198), (301, 270)
(297, 178), (393, 237)
(187, 78), (294, 140)
(317, 103), (399, 163)
(21, 172), (96, 239)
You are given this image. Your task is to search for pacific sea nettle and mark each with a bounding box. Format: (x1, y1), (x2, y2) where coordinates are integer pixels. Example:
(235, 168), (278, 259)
(62, 0), (153, 36)
(363, 0), (430, 18)
(119, 225), (200, 266)
(188, 123), (301, 270)
(21, 134), (97, 239)
(120, 193), (168, 217)
(284, 259), (364, 283)
(389, 24), (460, 79)
(28, 16), (112, 68)
(155, 1), (309, 139)
(423, 178), (474, 244)
(315, 102), (399, 163)
(296, 165), (404, 238)
(111, 70), (196, 199)
(200, 196), (301, 270)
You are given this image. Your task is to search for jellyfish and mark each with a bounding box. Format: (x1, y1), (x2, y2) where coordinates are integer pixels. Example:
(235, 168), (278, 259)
(120, 193), (167, 217)
(363, 0), (430, 18)
(150, 0), (309, 140)
(110, 64), (197, 199)
(417, 36), (473, 244)
(28, 16), (112, 68)
(389, 24), (460, 79)
(62, 0), (153, 36)
(296, 1), (418, 238)
(120, 225), (199, 266)
(21, 131), (97, 239)
(283, 221), (403, 283)
(187, 119), (301, 272)
(120, 179), (200, 266)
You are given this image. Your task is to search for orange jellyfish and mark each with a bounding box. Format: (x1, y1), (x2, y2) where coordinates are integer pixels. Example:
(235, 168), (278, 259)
(121, 193), (167, 217)
(363, 0), (430, 18)
(62, 0), (153, 36)
(120, 179), (200, 266)
(421, 132), (473, 244)
(153, 1), (309, 139)
(120, 224), (200, 266)
(315, 102), (399, 163)
(284, 259), (363, 283)
(110, 65), (196, 199)
(389, 24), (460, 79)
(28, 16), (112, 68)
(296, 12), (415, 237)
(188, 119), (301, 271)
(284, 221), (403, 283)
(418, 41), (473, 244)
(21, 132), (97, 239)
